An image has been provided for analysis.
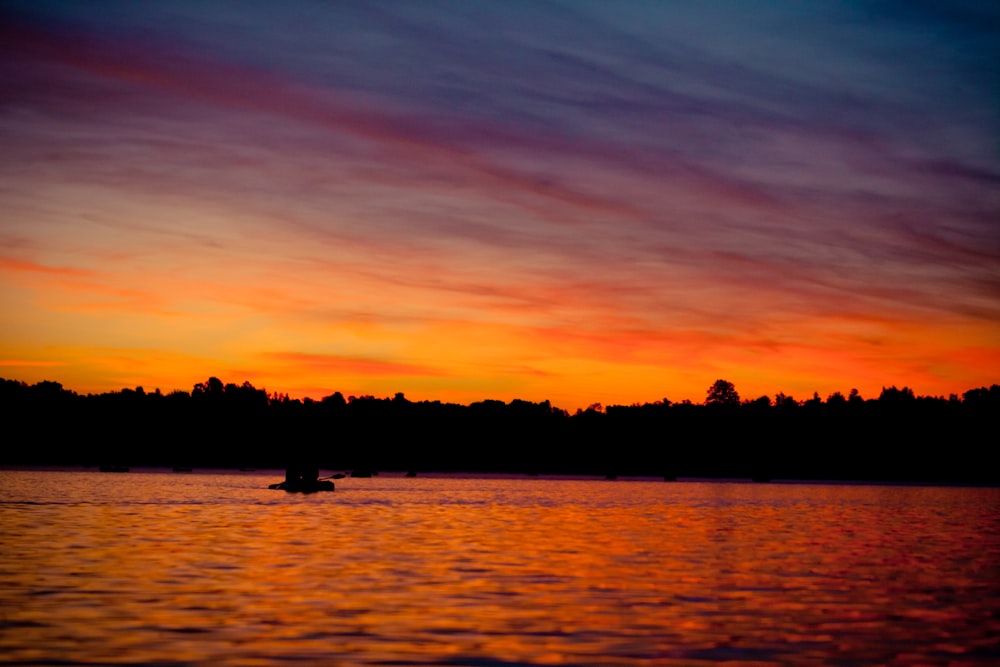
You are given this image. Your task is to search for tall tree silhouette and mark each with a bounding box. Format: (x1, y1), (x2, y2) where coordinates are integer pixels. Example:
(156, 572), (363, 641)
(705, 379), (740, 406)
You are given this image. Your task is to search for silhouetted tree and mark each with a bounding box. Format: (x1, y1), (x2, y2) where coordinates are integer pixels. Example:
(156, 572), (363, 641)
(774, 392), (797, 408)
(879, 385), (915, 405)
(962, 384), (1000, 407)
(705, 379), (740, 406)
(192, 377), (224, 397)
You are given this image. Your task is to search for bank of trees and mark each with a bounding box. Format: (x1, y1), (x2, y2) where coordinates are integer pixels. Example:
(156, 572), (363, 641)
(1, 377), (997, 483)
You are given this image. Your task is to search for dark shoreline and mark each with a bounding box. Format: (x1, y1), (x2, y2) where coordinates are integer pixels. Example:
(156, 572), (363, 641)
(3, 377), (998, 485)
(2, 465), (998, 490)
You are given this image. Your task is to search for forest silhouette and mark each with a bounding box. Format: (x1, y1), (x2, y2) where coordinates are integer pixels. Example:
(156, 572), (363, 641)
(2, 376), (997, 484)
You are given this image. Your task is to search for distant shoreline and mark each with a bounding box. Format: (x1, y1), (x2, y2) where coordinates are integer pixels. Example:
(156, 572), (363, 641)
(2, 465), (998, 489)
(3, 377), (998, 485)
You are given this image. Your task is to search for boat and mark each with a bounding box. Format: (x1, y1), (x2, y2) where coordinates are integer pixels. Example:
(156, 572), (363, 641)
(268, 479), (335, 493)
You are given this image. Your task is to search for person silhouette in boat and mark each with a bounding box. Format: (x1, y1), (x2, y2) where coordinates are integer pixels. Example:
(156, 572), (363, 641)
(284, 463), (319, 486)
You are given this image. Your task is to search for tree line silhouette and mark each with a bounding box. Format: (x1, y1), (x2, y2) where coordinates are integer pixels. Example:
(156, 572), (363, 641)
(1, 376), (997, 483)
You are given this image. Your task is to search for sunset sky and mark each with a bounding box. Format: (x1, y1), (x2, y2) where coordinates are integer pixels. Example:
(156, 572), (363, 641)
(1, 1), (998, 410)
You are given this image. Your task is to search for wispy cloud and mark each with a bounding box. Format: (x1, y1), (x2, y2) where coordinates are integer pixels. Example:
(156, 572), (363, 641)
(263, 351), (447, 379)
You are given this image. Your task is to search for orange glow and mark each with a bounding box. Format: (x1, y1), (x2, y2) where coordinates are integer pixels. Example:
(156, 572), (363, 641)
(3, 215), (998, 408)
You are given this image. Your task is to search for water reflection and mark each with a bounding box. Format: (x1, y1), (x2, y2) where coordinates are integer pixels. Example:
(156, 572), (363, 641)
(1, 470), (998, 665)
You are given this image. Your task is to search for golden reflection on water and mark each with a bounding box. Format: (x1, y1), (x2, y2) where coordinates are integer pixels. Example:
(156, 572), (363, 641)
(1, 471), (998, 665)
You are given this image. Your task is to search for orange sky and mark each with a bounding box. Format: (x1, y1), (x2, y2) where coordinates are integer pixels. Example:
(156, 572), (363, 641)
(1, 3), (998, 411)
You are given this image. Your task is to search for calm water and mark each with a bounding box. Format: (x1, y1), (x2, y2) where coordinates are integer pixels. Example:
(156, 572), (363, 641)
(1, 470), (998, 666)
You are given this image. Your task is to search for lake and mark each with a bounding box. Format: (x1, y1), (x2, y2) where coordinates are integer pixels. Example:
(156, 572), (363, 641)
(1, 470), (998, 665)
